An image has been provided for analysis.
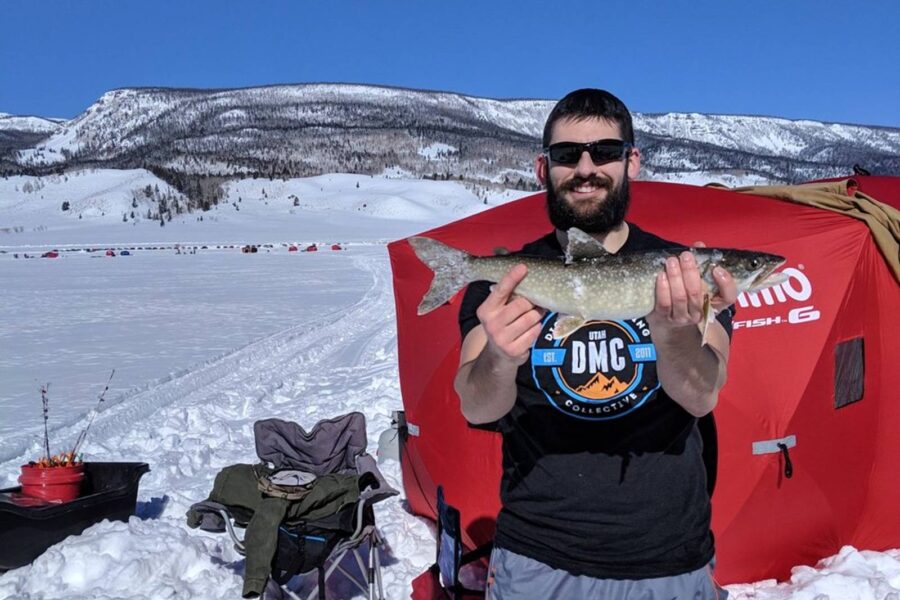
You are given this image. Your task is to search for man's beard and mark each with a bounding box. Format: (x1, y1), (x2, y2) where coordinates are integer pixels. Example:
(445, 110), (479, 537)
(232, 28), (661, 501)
(545, 172), (630, 234)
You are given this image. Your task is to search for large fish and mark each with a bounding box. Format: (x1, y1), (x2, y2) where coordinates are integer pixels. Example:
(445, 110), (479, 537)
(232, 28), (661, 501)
(409, 228), (786, 339)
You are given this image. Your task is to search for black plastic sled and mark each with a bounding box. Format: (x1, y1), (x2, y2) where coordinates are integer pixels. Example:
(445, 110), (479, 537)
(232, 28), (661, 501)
(0, 462), (150, 572)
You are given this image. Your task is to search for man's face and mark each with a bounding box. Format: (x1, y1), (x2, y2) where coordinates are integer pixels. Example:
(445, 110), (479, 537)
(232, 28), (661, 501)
(537, 117), (639, 234)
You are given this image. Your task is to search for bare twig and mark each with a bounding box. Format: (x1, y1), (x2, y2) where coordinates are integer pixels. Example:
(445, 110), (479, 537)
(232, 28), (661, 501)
(40, 383), (51, 461)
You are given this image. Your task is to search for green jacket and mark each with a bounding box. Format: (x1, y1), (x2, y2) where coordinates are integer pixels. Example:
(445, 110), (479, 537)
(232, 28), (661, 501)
(197, 463), (360, 598)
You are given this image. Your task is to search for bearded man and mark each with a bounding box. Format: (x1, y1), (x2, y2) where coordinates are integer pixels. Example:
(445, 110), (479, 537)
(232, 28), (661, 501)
(455, 89), (736, 599)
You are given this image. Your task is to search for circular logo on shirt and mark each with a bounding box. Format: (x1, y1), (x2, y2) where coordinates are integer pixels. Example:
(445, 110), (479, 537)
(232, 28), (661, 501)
(530, 314), (660, 420)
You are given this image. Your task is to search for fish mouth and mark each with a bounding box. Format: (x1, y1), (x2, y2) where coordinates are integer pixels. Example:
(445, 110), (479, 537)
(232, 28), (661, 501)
(748, 257), (787, 291)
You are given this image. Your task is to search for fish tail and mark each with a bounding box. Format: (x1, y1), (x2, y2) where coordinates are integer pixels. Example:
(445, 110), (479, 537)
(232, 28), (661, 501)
(408, 237), (472, 315)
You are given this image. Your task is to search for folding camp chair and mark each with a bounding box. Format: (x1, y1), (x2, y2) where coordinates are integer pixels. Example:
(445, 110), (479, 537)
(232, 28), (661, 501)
(188, 412), (398, 600)
(220, 452), (394, 600)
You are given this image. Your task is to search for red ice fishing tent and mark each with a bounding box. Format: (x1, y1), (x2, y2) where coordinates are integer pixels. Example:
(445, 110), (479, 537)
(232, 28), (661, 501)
(387, 176), (900, 586)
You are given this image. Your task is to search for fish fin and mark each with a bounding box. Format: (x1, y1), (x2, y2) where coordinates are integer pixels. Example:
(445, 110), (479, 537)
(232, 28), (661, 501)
(408, 237), (472, 315)
(493, 247), (511, 256)
(552, 315), (586, 339)
(699, 294), (714, 346)
(564, 227), (609, 264)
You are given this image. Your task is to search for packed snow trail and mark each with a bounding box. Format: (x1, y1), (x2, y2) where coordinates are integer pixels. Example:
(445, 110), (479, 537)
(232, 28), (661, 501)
(0, 248), (435, 599)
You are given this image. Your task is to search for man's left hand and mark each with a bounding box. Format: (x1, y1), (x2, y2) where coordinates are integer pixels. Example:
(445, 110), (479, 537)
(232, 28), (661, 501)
(647, 250), (738, 333)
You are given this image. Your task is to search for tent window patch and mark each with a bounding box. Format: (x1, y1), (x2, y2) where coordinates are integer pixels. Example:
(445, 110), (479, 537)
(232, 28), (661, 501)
(835, 337), (864, 409)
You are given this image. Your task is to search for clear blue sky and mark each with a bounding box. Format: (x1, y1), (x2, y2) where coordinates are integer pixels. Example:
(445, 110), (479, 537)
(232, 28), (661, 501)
(2, 0), (898, 127)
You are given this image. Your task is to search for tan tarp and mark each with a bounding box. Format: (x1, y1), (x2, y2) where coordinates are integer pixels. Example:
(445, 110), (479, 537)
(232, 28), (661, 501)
(732, 179), (900, 282)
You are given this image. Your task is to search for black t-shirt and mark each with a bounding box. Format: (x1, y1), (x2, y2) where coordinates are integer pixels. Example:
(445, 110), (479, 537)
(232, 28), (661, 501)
(458, 223), (734, 579)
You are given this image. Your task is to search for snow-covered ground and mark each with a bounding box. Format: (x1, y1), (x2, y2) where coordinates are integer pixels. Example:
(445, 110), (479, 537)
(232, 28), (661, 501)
(1, 172), (898, 599)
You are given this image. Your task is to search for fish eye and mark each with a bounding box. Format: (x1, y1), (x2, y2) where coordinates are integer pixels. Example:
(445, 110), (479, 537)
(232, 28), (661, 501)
(750, 258), (761, 269)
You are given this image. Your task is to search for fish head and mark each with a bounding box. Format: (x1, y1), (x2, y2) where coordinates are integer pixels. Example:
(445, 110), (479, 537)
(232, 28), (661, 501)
(698, 248), (787, 293)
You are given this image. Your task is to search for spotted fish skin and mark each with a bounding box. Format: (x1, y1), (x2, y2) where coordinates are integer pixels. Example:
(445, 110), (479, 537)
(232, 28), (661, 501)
(408, 233), (785, 326)
(457, 251), (665, 321)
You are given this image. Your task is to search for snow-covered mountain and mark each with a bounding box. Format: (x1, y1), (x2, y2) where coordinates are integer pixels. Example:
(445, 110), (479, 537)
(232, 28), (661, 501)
(634, 112), (900, 182)
(2, 83), (898, 207)
(0, 113), (64, 134)
(0, 113), (65, 164)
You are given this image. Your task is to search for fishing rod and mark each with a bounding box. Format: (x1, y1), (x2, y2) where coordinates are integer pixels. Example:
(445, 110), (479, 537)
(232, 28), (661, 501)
(69, 369), (116, 461)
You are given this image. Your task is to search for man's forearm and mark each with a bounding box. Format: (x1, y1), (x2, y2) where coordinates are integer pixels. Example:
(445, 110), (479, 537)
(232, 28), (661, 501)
(652, 325), (728, 417)
(454, 349), (519, 424)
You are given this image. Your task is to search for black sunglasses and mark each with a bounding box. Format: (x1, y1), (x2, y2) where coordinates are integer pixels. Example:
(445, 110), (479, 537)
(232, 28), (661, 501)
(543, 139), (632, 166)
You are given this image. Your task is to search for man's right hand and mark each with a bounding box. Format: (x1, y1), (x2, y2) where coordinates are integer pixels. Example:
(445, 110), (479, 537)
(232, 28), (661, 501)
(456, 264), (544, 424)
(475, 264), (544, 366)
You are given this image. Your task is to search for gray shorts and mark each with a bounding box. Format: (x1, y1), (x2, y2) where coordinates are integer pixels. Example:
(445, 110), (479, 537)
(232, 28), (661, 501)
(486, 546), (728, 600)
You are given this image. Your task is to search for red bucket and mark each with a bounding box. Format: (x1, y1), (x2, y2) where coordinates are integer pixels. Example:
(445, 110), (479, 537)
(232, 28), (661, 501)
(19, 464), (85, 502)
